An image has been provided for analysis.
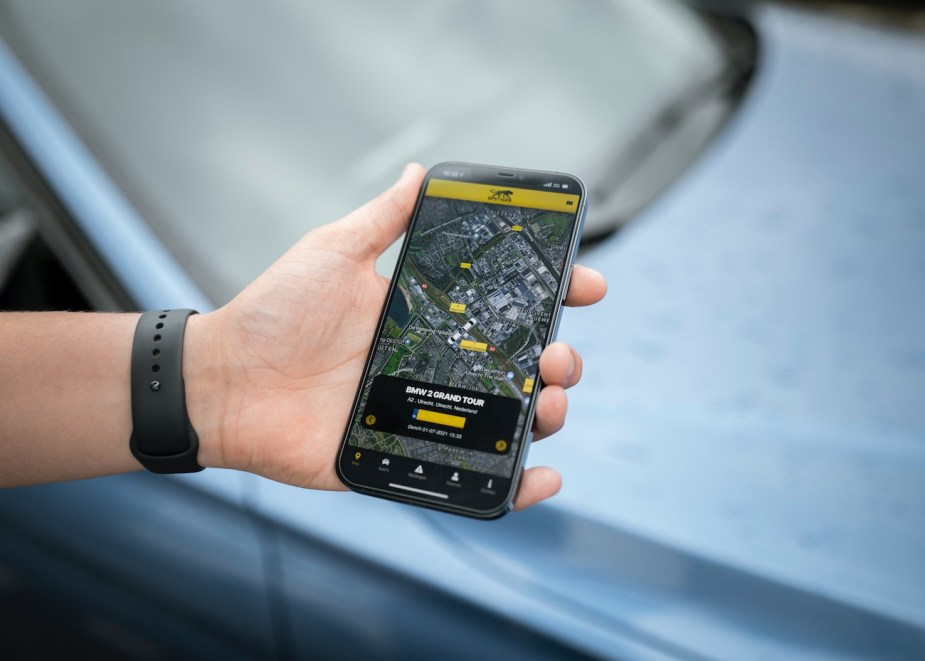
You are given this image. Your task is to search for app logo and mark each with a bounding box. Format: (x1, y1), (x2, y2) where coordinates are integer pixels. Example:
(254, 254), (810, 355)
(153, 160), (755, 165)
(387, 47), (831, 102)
(488, 189), (513, 202)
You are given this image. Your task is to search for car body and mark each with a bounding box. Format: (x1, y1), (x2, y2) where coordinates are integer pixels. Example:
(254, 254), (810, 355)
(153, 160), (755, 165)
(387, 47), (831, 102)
(1, 2), (923, 659)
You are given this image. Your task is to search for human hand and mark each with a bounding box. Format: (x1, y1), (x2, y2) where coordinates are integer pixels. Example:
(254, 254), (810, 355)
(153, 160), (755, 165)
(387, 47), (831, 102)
(187, 163), (606, 510)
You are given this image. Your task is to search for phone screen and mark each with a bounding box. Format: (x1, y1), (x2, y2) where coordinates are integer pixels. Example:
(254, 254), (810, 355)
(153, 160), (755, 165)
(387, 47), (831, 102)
(337, 163), (585, 517)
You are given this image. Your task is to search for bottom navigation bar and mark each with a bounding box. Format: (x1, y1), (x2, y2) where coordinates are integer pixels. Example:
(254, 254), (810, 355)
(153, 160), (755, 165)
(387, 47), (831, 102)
(342, 446), (512, 511)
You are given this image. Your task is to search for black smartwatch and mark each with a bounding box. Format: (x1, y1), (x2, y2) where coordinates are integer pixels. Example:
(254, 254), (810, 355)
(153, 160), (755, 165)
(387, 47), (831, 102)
(129, 309), (204, 474)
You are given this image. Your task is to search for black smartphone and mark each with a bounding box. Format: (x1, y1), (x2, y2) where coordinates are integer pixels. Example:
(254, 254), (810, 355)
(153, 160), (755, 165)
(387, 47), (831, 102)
(336, 162), (587, 518)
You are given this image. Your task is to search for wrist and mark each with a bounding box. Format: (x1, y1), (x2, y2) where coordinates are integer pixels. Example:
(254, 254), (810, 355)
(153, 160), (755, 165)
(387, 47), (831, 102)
(183, 311), (231, 470)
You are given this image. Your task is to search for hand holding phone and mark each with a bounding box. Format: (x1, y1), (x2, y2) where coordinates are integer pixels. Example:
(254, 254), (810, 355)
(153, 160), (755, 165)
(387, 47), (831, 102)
(337, 162), (588, 518)
(173, 163), (603, 514)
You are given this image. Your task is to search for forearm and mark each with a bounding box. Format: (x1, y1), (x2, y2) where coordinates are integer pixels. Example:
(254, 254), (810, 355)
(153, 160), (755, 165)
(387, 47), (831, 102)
(0, 312), (140, 486)
(0, 311), (223, 487)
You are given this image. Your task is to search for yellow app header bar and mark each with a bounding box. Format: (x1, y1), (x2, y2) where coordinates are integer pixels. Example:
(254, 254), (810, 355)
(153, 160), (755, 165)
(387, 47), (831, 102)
(425, 179), (580, 214)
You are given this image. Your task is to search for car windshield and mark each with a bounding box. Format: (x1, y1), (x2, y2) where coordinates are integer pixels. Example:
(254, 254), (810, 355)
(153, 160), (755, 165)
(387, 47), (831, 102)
(0, 0), (725, 304)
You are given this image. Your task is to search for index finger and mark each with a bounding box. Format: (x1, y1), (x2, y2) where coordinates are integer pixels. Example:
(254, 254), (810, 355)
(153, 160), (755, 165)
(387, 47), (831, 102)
(563, 265), (607, 307)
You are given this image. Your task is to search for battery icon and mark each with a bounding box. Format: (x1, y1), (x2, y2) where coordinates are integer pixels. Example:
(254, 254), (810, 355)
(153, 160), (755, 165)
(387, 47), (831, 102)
(561, 184), (569, 189)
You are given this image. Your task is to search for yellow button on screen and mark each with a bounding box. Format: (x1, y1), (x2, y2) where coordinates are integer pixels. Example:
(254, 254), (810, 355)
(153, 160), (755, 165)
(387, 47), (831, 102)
(522, 378), (535, 394)
(460, 262), (471, 269)
(512, 225), (523, 232)
(414, 408), (467, 429)
(449, 302), (467, 313)
(365, 414), (377, 425)
(459, 339), (488, 352)
(495, 440), (508, 452)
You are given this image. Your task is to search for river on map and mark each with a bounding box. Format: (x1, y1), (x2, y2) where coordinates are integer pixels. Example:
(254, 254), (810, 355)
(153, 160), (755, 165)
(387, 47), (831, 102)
(386, 286), (411, 327)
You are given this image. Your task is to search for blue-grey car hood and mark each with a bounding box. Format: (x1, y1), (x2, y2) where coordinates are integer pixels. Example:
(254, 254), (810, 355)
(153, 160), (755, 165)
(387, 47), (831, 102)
(243, 6), (925, 660)
(547, 2), (925, 629)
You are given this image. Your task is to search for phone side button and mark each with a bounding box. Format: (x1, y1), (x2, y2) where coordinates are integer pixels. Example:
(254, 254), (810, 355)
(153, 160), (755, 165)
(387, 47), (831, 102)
(521, 432), (534, 463)
(561, 267), (573, 299)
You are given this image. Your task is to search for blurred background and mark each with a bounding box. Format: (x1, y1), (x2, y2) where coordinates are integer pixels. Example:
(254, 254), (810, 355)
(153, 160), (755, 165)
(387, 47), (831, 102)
(780, 0), (925, 30)
(0, 1), (923, 659)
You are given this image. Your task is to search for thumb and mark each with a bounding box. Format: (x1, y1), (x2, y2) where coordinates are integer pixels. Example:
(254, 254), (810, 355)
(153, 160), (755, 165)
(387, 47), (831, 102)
(337, 163), (426, 260)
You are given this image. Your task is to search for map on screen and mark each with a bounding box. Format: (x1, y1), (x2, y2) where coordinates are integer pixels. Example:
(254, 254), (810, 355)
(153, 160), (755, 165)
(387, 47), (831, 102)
(348, 179), (578, 477)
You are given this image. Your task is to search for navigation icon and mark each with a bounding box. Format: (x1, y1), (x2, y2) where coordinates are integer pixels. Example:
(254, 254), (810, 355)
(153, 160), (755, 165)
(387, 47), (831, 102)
(414, 465), (424, 474)
(451, 472), (459, 482)
(381, 458), (390, 466)
(487, 479), (493, 489)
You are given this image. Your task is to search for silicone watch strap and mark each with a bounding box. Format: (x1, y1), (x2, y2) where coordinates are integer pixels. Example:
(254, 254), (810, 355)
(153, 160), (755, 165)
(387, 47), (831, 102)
(129, 309), (204, 473)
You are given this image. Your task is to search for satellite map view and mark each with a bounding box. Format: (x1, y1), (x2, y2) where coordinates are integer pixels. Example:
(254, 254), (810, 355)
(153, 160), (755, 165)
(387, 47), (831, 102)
(349, 180), (578, 477)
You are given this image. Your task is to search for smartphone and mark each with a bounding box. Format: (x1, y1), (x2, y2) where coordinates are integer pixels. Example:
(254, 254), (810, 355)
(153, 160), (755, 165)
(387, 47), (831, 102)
(336, 162), (586, 518)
